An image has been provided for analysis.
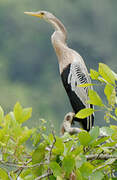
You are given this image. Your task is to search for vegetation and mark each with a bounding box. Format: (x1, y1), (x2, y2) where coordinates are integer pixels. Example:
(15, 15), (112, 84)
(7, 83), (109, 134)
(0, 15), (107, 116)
(0, 0), (117, 131)
(0, 1), (117, 178)
(0, 63), (117, 180)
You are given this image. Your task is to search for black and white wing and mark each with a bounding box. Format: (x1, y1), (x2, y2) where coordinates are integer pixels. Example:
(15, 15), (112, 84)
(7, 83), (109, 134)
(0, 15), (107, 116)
(68, 62), (91, 109)
(61, 61), (94, 131)
(66, 61), (94, 131)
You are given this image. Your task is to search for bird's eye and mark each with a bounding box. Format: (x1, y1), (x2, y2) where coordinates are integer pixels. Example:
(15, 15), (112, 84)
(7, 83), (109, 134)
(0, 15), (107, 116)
(40, 12), (44, 15)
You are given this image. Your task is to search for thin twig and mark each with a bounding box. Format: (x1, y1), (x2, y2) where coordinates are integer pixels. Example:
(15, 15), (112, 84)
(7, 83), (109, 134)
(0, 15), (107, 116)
(35, 129), (56, 180)
(15, 159), (32, 179)
(14, 159), (32, 174)
(1, 154), (116, 170)
(34, 155), (117, 180)
(44, 129), (56, 180)
(86, 154), (117, 161)
(0, 160), (44, 169)
(35, 171), (53, 180)
(0, 160), (22, 168)
(8, 172), (13, 180)
(48, 129), (56, 162)
(93, 158), (117, 173)
(63, 137), (79, 143)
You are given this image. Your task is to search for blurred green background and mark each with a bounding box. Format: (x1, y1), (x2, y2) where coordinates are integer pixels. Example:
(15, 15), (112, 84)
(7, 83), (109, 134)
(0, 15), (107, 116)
(0, 0), (117, 133)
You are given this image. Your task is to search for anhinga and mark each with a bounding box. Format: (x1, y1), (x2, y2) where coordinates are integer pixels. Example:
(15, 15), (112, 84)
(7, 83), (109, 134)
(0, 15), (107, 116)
(24, 10), (94, 131)
(61, 112), (82, 135)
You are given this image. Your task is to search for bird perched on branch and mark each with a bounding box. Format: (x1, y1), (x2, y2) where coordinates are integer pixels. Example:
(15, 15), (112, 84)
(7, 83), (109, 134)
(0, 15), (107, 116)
(24, 10), (94, 131)
(61, 112), (82, 135)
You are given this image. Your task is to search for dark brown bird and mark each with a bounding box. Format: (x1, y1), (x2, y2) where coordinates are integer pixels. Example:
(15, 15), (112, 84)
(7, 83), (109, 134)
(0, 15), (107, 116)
(24, 10), (94, 131)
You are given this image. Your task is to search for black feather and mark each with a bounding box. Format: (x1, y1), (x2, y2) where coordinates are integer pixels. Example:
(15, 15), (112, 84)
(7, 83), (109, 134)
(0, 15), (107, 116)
(61, 64), (94, 131)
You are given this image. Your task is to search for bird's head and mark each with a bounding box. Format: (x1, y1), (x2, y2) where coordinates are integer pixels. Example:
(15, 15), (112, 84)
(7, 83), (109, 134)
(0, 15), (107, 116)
(24, 10), (67, 44)
(24, 10), (55, 22)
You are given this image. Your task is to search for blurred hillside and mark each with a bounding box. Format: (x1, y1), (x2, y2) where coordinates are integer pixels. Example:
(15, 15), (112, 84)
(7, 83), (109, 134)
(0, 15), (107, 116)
(0, 0), (117, 133)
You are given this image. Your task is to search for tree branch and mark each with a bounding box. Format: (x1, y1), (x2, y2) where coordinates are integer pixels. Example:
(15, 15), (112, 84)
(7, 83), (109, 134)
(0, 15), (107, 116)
(86, 154), (117, 161)
(41, 129), (56, 180)
(35, 129), (56, 180)
(0, 160), (44, 169)
(92, 158), (117, 172)
(35, 171), (53, 180)
(48, 129), (56, 162)
(8, 172), (13, 180)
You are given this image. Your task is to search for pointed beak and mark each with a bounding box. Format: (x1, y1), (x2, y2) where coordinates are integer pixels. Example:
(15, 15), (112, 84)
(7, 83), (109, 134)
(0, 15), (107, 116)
(24, 11), (43, 18)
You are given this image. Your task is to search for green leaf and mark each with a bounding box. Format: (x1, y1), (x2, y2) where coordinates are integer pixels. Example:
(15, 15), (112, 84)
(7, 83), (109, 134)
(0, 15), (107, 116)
(98, 77), (107, 83)
(50, 162), (62, 177)
(32, 164), (43, 177)
(101, 141), (116, 147)
(99, 63), (115, 84)
(14, 102), (32, 123)
(103, 158), (116, 166)
(100, 127), (114, 136)
(89, 126), (100, 144)
(75, 169), (83, 180)
(109, 113), (117, 121)
(104, 84), (115, 105)
(0, 106), (4, 125)
(32, 143), (46, 164)
(53, 137), (64, 154)
(78, 131), (91, 146)
(32, 131), (41, 146)
(75, 108), (94, 119)
(14, 102), (23, 122)
(92, 136), (109, 146)
(20, 169), (35, 180)
(90, 171), (104, 180)
(90, 69), (99, 80)
(0, 168), (10, 180)
(57, 176), (63, 180)
(21, 108), (32, 123)
(79, 162), (94, 178)
(32, 143), (46, 176)
(78, 83), (96, 87)
(88, 89), (104, 106)
(18, 128), (34, 145)
(71, 145), (83, 156)
(75, 154), (86, 169)
(62, 155), (75, 174)
(110, 125), (117, 132)
(110, 125), (117, 141)
(49, 176), (56, 180)
(115, 108), (117, 116)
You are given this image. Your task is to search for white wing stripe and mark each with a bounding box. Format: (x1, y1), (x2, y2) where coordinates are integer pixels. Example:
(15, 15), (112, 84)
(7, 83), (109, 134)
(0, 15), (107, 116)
(68, 62), (90, 108)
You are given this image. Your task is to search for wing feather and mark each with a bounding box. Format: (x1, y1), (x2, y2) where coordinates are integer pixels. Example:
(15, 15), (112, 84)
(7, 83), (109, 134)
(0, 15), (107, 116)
(68, 62), (91, 108)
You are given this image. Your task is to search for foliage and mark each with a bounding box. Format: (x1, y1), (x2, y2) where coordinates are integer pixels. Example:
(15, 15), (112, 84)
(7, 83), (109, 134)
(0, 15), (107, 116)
(1, 0), (117, 132)
(0, 63), (117, 179)
(76, 63), (117, 123)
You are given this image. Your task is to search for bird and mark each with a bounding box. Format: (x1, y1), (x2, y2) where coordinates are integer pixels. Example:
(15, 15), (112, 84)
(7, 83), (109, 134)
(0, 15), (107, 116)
(24, 10), (94, 131)
(61, 112), (82, 135)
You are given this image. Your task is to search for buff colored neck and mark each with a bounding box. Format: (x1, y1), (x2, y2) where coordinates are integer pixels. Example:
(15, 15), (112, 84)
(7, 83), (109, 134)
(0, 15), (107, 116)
(50, 17), (68, 59)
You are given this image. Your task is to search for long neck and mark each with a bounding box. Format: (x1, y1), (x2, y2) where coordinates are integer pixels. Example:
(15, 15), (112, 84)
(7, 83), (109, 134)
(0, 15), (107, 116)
(50, 17), (67, 40)
(50, 17), (68, 59)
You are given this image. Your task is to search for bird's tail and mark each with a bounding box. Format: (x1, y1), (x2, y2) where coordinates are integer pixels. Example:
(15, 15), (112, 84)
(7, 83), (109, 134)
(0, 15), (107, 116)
(73, 113), (94, 131)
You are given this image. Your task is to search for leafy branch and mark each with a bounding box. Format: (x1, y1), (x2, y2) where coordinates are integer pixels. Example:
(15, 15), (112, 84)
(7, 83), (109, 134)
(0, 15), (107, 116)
(0, 63), (117, 180)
